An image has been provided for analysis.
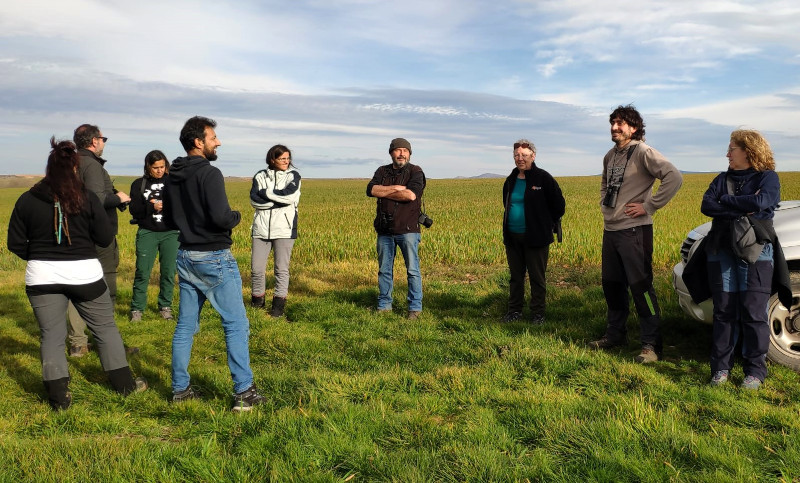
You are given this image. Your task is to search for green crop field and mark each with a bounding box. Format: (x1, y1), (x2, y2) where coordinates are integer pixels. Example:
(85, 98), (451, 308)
(1, 173), (799, 481)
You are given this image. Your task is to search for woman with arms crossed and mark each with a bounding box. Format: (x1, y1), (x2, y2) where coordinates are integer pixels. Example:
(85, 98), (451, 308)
(250, 144), (301, 318)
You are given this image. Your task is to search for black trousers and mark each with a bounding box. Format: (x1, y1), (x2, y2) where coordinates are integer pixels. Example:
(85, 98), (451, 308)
(505, 233), (550, 316)
(601, 225), (662, 351)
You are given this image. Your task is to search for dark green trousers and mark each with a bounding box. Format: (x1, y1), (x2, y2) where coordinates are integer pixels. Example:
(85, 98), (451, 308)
(130, 228), (180, 312)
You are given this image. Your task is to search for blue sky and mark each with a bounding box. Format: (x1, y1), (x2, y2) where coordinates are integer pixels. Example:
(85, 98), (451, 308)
(1, 0), (799, 178)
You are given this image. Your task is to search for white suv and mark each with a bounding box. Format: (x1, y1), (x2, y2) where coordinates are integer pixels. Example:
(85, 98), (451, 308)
(672, 201), (800, 371)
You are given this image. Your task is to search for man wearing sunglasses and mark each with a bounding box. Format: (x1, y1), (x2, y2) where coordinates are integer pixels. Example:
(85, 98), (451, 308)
(588, 105), (682, 364)
(66, 124), (131, 358)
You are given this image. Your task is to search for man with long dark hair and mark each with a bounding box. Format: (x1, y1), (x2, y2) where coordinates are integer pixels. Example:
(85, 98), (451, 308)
(164, 116), (265, 412)
(589, 105), (683, 363)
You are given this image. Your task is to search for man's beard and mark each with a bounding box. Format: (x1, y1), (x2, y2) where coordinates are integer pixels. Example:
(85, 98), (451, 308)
(204, 146), (218, 161)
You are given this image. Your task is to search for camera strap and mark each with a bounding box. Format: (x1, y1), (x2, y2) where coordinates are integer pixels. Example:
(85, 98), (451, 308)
(612, 143), (638, 187)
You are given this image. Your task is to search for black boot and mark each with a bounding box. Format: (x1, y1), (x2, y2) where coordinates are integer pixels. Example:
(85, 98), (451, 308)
(270, 297), (286, 317)
(251, 295), (265, 308)
(43, 377), (72, 411)
(106, 366), (137, 395)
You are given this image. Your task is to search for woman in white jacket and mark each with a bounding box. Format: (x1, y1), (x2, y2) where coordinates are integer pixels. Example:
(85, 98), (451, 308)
(250, 145), (301, 317)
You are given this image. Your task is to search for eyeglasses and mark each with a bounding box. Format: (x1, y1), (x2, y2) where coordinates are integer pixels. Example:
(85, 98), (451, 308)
(96, 136), (108, 143)
(514, 153), (532, 159)
(727, 147), (741, 154)
(513, 142), (532, 150)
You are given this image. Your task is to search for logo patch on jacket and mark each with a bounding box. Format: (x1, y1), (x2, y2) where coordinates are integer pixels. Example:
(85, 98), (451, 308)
(531, 186), (542, 190)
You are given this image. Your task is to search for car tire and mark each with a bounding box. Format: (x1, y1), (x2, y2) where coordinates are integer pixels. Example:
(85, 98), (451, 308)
(767, 275), (800, 372)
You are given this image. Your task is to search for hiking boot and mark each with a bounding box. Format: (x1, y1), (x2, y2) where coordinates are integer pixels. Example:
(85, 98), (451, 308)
(133, 377), (148, 393)
(501, 311), (522, 323)
(251, 295), (265, 308)
(270, 297), (286, 317)
(129, 310), (143, 322)
(587, 336), (625, 350)
(172, 386), (200, 403)
(530, 313), (545, 325)
(232, 385), (266, 412)
(159, 306), (173, 320)
(741, 375), (762, 390)
(710, 370), (729, 387)
(635, 344), (659, 363)
(69, 344), (89, 358)
(407, 310), (421, 320)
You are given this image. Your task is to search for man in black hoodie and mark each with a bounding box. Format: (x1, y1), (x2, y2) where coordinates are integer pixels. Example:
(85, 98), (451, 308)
(164, 116), (264, 412)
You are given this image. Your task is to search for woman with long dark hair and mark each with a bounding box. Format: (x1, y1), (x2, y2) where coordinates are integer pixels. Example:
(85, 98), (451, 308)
(128, 150), (180, 322)
(7, 137), (147, 410)
(250, 144), (301, 317)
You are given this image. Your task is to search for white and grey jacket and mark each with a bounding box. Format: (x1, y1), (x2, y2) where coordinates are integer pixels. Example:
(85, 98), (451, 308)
(250, 167), (301, 240)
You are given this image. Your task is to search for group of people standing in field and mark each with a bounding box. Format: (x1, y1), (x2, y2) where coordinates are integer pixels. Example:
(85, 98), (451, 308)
(506, 104), (789, 392)
(5, 105), (790, 412)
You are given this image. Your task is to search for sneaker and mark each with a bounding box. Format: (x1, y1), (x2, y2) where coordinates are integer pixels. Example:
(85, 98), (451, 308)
(530, 313), (545, 325)
(710, 370), (729, 387)
(501, 311), (523, 323)
(172, 386), (199, 403)
(232, 385), (266, 412)
(129, 310), (143, 322)
(635, 344), (659, 363)
(587, 336), (625, 350)
(741, 375), (762, 390)
(69, 344), (89, 358)
(134, 377), (148, 393)
(407, 311), (422, 320)
(159, 307), (173, 320)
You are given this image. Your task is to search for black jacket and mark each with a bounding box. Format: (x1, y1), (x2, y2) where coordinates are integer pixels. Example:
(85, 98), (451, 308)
(366, 163), (426, 235)
(502, 165), (566, 247)
(8, 182), (112, 261)
(164, 156), (240, 251)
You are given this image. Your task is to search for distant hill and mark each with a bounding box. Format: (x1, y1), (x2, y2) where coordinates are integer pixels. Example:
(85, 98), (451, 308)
(454, 173), (505, 179)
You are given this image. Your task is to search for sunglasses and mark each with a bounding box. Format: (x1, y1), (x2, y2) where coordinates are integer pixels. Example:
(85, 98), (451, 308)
(513, 142), (532, 150)
(96, 136), (108, 142)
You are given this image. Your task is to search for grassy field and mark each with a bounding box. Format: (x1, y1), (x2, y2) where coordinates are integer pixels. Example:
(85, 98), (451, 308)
(1, 173), (800, 481)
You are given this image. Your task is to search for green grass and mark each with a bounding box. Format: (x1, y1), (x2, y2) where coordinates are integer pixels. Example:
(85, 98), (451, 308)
(1, 173), (799, 481)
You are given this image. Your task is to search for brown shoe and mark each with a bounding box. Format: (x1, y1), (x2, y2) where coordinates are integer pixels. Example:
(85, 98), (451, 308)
(407, 310), (421, 320)
(587, 336), (625, 350)
(635, 345), (659, 363)
(68, 344), (89, 358)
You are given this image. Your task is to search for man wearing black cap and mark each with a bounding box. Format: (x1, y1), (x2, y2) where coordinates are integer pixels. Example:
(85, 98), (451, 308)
(366, 138), (426, 319)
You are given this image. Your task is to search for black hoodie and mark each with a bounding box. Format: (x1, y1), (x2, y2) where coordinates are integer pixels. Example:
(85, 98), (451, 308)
(164, 155), (240, 251)
(8, 183), (113, 261)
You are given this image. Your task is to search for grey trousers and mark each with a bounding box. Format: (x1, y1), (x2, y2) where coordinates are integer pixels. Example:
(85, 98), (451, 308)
(251, 238), (295, 298)
(68, 239), (118, 346)
(28, 289), (129, 381)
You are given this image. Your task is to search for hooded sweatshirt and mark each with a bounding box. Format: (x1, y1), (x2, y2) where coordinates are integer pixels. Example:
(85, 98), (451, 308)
(164, 155), (240, 251)
(600, 140), (683, 231)
(8, 182), (111, 297)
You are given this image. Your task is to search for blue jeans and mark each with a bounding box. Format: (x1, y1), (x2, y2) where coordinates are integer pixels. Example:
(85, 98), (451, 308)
(172, 249), (254, 394)
(377, 233), (422, 311)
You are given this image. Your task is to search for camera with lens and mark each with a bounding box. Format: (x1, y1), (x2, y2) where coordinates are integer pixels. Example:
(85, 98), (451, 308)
(378, 211), (394, 233)
(602, 184), (620, 208)
(117, 200), (130, 212)
(418, 212), (433, 228)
